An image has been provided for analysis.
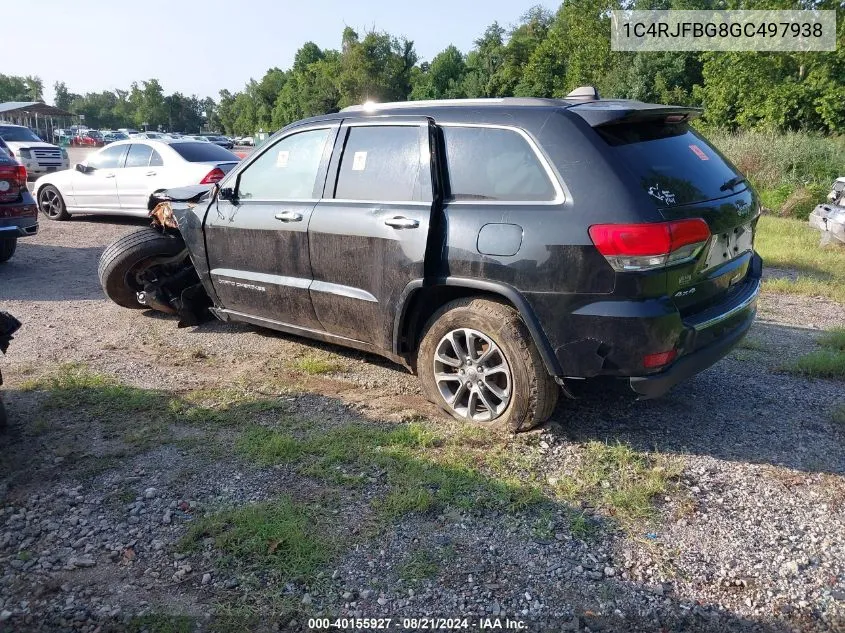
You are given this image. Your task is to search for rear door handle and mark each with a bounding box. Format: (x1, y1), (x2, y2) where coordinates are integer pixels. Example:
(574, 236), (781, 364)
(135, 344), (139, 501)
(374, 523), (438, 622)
(274, 210), (303, 222)
(384, 216), (420, 229)
(146, 171), (157, 176)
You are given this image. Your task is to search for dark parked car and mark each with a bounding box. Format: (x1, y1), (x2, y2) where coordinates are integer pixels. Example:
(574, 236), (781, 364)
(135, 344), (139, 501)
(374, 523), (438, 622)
(0, 147), (37, 263)
(203, 135), (234, 150)
(97, 91), (762, 431)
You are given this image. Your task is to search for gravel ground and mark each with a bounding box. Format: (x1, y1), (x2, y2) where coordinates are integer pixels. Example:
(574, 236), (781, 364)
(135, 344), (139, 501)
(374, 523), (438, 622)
(0, 216), (844, 633)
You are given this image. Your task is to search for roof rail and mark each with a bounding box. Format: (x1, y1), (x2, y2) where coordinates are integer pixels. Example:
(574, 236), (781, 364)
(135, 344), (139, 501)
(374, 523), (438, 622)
(565, 86), (600, 102)
(340, 97), (572, 112)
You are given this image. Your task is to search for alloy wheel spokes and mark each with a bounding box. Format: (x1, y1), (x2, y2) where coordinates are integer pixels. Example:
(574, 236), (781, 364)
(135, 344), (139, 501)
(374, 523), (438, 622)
(433, 327), (512, 422)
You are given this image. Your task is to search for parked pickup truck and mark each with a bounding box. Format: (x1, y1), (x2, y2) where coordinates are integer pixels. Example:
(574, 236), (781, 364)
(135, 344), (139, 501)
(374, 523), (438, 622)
(97, 91), (762, 431)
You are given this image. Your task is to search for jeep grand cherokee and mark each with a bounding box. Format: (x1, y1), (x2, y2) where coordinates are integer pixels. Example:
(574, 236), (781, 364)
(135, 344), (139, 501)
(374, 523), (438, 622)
(98, 90), (762, 431)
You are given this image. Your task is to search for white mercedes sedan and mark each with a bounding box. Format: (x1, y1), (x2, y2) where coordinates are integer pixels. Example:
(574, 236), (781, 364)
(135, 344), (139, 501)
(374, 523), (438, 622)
(33, 139), (240, 220)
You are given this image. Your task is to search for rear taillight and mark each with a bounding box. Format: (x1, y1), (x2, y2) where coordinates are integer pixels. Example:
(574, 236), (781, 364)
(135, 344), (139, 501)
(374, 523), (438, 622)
(199, 167), (225, 184)
(0, 165), (26, 202)
(588, 219), (710, 272)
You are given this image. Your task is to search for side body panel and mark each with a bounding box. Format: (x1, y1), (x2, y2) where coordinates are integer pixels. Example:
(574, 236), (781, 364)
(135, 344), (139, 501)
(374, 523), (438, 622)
(307, 119), (435, 350)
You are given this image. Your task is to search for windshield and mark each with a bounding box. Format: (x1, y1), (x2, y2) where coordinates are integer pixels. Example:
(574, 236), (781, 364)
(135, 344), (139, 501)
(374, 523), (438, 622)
(170, 142), (238, 162)
(0, 126), (42, 143)
(597, 122), (743, 207)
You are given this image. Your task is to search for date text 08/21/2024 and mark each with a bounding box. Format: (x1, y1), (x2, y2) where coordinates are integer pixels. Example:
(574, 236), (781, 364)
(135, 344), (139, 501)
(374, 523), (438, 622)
(306, 617), (528, 630)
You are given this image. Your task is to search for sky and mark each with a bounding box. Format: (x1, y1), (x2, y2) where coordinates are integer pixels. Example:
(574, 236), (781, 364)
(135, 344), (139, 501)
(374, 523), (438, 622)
(5, 0), (556, 106)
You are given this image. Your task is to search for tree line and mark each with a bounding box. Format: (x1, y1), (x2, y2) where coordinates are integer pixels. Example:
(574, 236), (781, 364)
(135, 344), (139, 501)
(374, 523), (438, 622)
(2, 0), (843, 135)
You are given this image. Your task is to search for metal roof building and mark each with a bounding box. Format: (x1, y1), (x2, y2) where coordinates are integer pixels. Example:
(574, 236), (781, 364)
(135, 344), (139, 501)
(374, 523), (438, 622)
(0, 101), (77, 142)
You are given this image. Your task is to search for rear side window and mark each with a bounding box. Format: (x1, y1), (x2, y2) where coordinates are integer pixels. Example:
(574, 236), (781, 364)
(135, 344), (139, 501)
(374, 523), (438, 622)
(442, 126), (556, 202)
(125, 144), (153, 168)
(335, 126), (423, 202)
(597, 123), (742, 207)
(169, 142), (238, 162)
(150, 150), (164, 166)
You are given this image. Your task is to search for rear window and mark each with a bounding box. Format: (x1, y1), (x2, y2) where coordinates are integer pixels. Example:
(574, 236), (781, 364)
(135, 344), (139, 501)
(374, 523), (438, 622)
(597, 122), (742, 207)
(170, 142), (238, 163)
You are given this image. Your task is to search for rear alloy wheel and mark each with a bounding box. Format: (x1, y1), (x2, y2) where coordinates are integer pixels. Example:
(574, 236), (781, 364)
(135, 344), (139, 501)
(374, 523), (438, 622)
(433, 328), (512, 422)
(0, 238), (16, 263)
(417, 297), (559, 432)
(38, 185), (70, 221)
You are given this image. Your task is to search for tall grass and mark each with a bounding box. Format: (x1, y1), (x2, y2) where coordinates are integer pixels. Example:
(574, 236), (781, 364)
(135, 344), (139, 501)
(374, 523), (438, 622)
(704, 129), (845, 220)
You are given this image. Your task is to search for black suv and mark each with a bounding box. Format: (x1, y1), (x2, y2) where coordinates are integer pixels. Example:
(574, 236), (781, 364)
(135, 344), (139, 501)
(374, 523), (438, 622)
(0, 140), (38, 263)
(99, 92), (762, 431)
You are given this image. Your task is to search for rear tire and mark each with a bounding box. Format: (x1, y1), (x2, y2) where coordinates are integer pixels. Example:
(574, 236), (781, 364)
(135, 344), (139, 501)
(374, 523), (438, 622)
(0, 238), (17, 263)
(38, 185), (70, 221)
(98, 228), (186, 309)
(417, 297), (559, 432)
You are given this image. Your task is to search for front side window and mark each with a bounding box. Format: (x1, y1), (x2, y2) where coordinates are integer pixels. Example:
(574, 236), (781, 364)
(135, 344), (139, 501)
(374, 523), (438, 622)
(237, 128), (331, 200)
(442, 126), (556, 202)
(125, 144), (153, 168)
(334, 126), (422, 202)
(88, 144), (128, 169)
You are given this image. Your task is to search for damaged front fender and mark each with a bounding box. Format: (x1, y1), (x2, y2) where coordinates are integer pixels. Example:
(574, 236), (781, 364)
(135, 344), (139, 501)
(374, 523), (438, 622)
(145, 185), (222, 316)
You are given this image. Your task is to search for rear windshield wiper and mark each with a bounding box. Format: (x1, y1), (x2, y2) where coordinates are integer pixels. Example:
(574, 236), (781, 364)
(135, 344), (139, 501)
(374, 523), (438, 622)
(720, 175), (747, 192)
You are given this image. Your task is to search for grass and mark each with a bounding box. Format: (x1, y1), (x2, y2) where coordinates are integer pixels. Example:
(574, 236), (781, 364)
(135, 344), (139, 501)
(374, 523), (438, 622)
(755, 216), (845, 304)
(709, 129), (845, 219)
(783, 350), (845, 379)
(236, 421), (547, 518)
(181, 496), (332, 583)
(291, 353), (342, 375)
(818, 328), (845, 352)
(23, 364), (291, 429)
(398, 547), (442, 582)
(552, 441), (681, 527)
(22, 362), (167, 416)
(737, 337), (768, 352)
(783, 328), (845, 380)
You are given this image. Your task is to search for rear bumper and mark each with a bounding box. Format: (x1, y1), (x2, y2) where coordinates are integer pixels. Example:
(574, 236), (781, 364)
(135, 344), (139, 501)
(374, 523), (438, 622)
(0, 215), (38, 238)
(629, 258), (761, 399)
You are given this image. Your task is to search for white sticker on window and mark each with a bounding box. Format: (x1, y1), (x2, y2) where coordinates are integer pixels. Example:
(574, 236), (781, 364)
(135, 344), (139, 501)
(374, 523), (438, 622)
(276, 150), (289, 168)
(648, 183), (676, 205)
(352, 151), (367, 171)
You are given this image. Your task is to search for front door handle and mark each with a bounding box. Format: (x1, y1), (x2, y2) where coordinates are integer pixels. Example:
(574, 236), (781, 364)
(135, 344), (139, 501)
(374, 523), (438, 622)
(274, 210), (303, 222)
(104, 173), (116, 179)
(146, 171), (157, 176)
(384, 216), (420, 229)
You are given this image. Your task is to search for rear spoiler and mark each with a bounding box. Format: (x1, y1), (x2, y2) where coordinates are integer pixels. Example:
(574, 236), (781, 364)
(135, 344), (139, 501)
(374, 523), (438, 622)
(568, 101), (702, 127)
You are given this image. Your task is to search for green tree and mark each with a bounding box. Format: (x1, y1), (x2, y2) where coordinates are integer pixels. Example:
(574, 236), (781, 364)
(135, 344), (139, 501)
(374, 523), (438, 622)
(462, 22), (506, 97)
(337, 29), (417, 106)
(410, 45), (468, 100)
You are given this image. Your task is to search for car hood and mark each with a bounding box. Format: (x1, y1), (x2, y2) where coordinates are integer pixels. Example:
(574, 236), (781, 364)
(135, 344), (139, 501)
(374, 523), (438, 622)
(148, 184), (213, 211)
(3, 140), (61, 150)
(33, 167), (75, 189)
